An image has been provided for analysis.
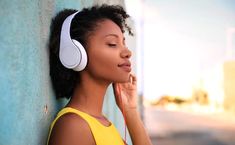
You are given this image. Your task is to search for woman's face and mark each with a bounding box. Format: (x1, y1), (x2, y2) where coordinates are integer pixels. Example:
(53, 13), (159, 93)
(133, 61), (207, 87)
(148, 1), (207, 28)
(85, 19), (132, 83)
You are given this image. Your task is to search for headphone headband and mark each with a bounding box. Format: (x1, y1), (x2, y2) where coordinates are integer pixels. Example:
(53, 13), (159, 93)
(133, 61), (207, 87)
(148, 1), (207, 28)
(59, 11), (87, 71)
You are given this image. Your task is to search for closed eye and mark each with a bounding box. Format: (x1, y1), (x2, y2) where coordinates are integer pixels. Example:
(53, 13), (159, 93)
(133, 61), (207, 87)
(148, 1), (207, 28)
(108, 43), (117, 47)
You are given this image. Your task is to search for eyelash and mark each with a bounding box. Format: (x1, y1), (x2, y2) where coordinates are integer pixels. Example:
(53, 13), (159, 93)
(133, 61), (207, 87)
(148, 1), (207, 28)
(108, 43), (117, 47)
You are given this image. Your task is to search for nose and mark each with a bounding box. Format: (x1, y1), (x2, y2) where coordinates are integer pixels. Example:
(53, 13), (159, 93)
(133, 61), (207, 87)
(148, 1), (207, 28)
(120, 47), (132, 59)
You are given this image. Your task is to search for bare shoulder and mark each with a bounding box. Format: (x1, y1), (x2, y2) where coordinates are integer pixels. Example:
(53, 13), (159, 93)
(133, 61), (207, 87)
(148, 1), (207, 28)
(48, 113), (95, 145)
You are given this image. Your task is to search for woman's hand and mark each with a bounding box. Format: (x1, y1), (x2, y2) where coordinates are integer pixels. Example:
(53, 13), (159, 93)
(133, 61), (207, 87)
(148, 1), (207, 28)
(112, 74), (137, 113)
(113, 74), (153, 145)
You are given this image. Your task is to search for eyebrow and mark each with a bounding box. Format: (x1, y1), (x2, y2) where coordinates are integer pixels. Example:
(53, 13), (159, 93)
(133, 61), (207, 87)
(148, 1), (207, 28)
(104, 34), (125, 41)
(104, 34), (119, 38)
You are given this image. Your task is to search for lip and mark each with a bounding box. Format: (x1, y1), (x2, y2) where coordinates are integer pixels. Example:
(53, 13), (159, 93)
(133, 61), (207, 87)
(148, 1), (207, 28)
(118, 61), (132, 72)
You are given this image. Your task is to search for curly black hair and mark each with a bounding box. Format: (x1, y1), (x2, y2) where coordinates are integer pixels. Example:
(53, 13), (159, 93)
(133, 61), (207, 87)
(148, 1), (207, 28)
(49, 4), (133, 99)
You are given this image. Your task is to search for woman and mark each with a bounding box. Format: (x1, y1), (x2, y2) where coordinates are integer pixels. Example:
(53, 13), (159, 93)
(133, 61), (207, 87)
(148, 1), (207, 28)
(47, 4), (152, 145)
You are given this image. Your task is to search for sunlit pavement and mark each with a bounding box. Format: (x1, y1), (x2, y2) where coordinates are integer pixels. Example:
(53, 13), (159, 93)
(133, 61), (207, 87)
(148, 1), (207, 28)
(144, 106), (235, 145)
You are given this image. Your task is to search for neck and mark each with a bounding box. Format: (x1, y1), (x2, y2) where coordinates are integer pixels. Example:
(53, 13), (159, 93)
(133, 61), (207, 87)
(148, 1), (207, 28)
(67, 72), (110, 116)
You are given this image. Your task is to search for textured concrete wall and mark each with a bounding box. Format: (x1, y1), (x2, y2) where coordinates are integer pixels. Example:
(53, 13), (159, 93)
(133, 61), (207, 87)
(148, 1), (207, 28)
(0, 0), (134, 145)
(93, 0), (125, 6)
(0, 1), (55, 144)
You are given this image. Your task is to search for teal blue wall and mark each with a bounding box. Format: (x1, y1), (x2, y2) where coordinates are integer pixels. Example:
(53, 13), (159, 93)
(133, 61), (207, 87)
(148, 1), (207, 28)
(0, 0), (52, 144)
(0, 0), (133, 145)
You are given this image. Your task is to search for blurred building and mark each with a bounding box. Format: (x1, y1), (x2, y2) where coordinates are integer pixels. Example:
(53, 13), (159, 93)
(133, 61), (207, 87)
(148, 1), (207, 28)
(224, 61), (235, 113)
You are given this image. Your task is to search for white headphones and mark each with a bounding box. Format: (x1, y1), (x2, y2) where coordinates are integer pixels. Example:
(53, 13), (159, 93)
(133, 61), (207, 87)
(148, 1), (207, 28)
(59, 11), (87, 71)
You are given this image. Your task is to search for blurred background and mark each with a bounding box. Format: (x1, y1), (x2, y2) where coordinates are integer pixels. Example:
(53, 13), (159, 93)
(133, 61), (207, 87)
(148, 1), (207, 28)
(125, 0), (235, 145)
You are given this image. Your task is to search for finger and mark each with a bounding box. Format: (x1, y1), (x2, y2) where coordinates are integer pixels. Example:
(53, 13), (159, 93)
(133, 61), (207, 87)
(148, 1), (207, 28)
(113, 83), (122, 98)
(129, 75), (133, 83)
(130, 74), (137, 85)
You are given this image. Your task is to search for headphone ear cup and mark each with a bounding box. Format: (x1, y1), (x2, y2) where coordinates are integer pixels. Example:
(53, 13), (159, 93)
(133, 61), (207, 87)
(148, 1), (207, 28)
(59, 11), (87, 71)
(71, 39), (87, 71)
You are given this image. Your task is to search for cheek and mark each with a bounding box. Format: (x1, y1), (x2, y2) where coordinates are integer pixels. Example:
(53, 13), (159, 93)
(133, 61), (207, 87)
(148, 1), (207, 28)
(86, 48), (130, 82)
(87, 52), (116, 73)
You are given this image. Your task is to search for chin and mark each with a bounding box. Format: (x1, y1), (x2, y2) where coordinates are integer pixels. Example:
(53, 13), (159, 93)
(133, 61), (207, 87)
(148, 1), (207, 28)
(116, 75), (130, 83)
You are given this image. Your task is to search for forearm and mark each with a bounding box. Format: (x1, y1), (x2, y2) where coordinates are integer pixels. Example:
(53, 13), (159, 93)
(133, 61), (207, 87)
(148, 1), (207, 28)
(125, 108), (152, 145)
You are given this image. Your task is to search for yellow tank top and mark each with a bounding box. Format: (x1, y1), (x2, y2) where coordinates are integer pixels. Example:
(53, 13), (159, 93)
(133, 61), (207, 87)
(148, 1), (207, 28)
(47, 107), (125, 145)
